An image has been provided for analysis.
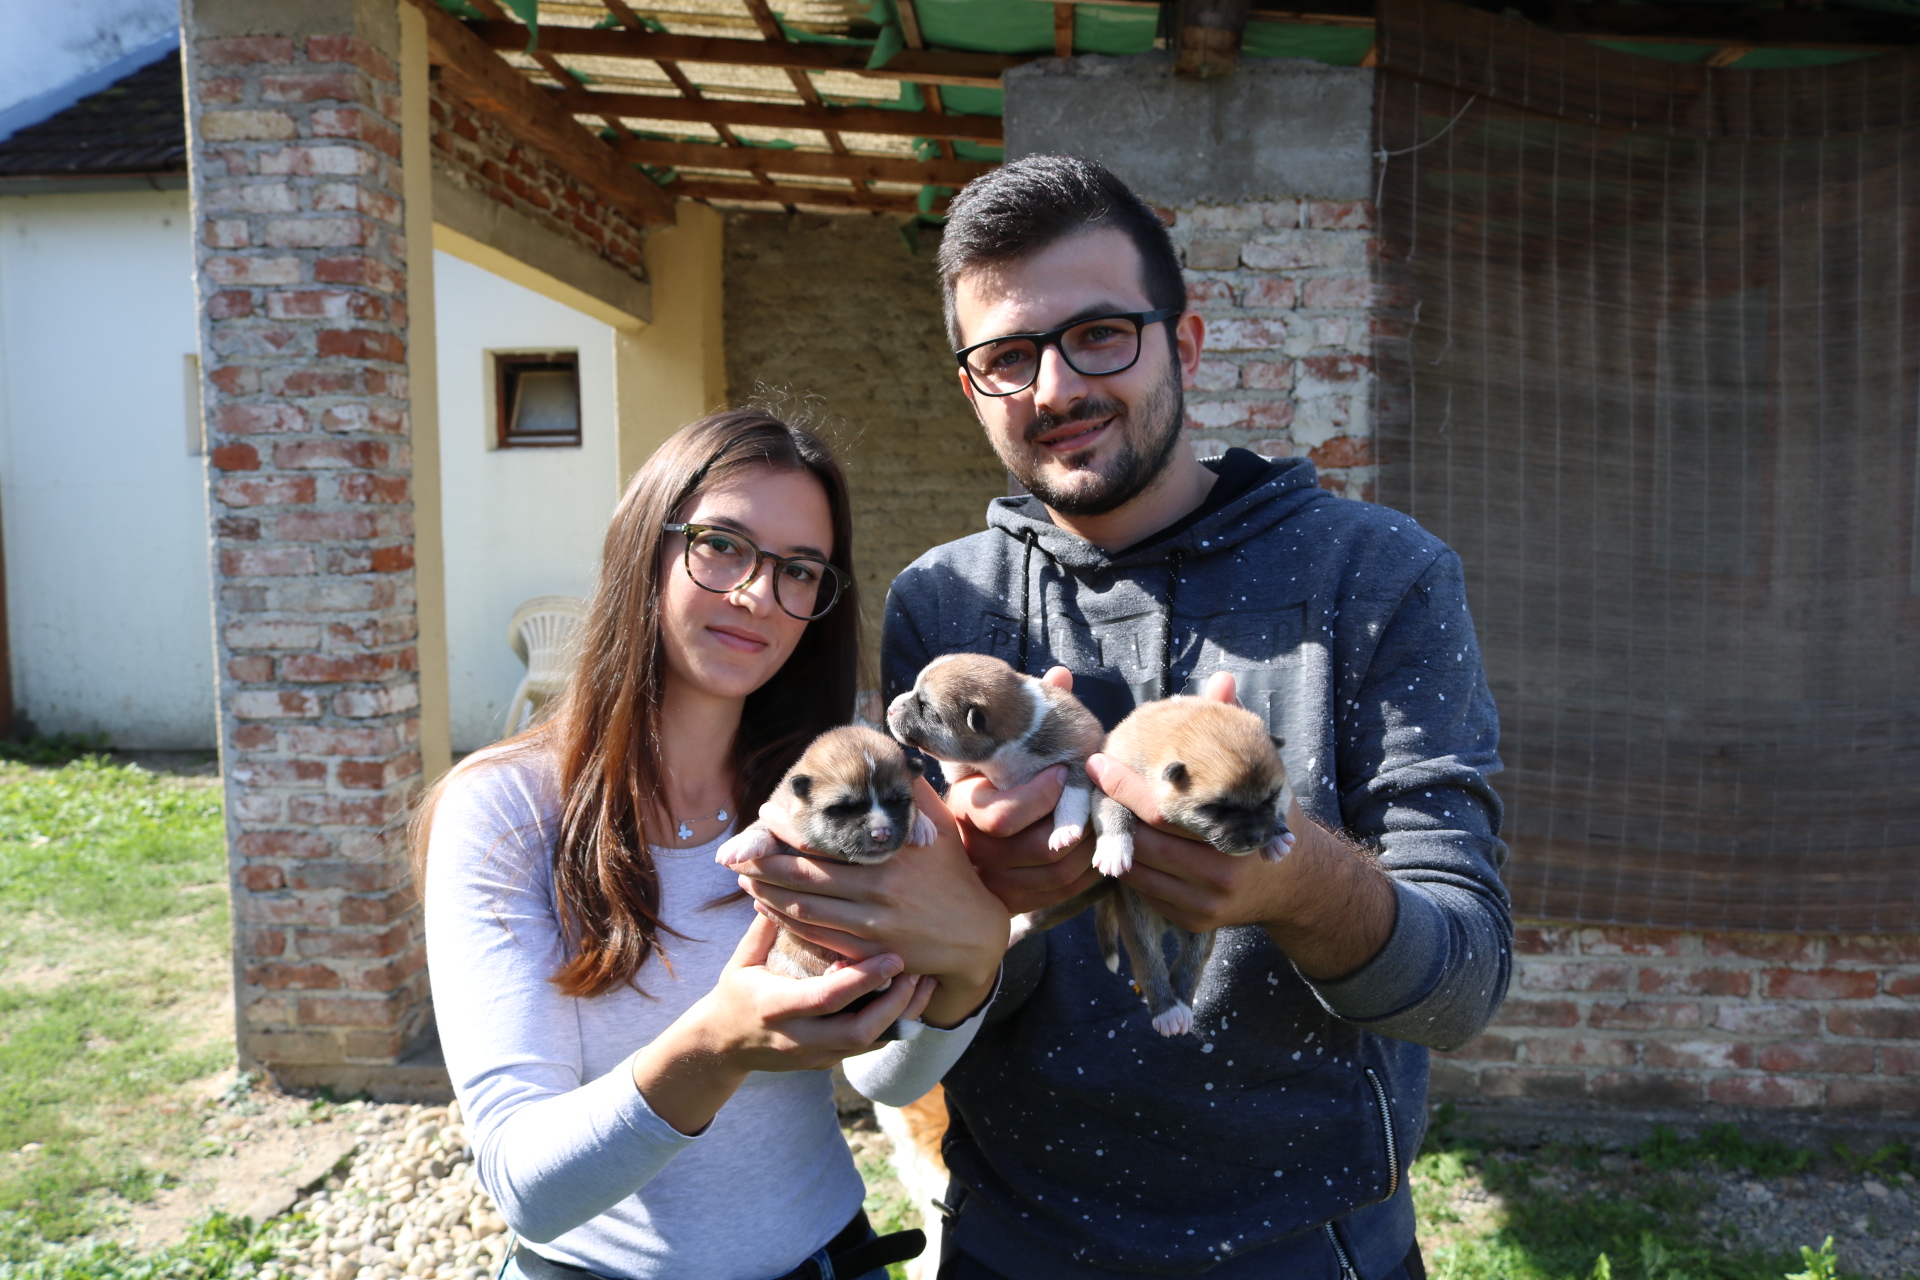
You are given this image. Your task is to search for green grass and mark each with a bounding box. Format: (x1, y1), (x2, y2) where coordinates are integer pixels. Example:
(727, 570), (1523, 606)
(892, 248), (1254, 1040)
(0, 1210), (304, 1280)
(0, 757), (232, 1245)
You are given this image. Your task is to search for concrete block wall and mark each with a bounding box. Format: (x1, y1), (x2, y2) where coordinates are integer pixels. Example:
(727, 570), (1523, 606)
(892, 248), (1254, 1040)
(429, 86), (647, 283)
(1438, 926), (1920, 1116)
(1169, 197), (1382, 499)
(184, 1), (433, 1093)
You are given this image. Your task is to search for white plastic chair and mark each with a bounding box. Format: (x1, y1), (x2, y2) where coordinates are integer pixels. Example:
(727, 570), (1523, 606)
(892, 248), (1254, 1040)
(504, 595), (584, 736)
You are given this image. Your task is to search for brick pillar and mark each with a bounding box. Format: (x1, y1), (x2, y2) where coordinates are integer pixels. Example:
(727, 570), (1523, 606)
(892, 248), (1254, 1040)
(184, 0), (437, 1097)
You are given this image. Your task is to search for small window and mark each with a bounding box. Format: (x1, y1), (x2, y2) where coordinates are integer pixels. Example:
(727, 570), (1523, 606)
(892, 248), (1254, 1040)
(495, 352), (581, 448)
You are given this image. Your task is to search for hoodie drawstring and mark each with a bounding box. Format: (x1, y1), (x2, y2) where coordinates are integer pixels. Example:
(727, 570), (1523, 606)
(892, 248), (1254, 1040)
(1018, 528), (1038, 676)
(1162, 549), (1184, 699)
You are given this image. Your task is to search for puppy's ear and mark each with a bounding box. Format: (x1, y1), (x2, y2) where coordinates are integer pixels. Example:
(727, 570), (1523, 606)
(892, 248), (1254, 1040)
(1270, 734), (1286, 751)
(1162, 761), (1190, 788)
(965, 706), (987, 733)
(789, 774), (812, 801)
(906, 754), (926, 777)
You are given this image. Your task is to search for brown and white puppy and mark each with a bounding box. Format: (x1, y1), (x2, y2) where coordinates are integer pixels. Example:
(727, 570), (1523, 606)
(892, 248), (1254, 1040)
(715, 725), (936, 1040)
(886, 653), (1106, 855)
(1086, 696), (1294, 1036)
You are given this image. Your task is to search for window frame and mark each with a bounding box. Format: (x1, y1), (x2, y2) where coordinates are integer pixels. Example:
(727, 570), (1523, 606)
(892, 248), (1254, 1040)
(493, 350), (583, 450)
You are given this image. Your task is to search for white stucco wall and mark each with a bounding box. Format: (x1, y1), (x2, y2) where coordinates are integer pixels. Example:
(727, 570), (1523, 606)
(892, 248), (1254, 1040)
(0, 190), (213, 747)
(434, 251), (618, 752)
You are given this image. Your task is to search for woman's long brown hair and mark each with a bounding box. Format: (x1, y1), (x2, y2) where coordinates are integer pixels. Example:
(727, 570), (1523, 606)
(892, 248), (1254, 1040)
(411, 408), (860, 998)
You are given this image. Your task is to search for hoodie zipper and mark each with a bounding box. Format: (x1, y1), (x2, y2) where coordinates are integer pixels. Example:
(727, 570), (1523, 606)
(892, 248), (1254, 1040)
(1322, 1224), (1359, 1280)
(1365, 1067), (1400, 1199)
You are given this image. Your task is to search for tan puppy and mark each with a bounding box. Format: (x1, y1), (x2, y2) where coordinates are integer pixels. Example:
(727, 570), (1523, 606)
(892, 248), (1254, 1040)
(1084, 697), (1294, 1035)
(886, 653), (1105, 854)
(715, 725), (936, 1039)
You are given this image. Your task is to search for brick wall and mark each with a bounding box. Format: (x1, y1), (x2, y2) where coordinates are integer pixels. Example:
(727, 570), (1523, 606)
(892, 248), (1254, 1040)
(1168, 198), (1385, 499)
(185, 13), (432, 1091)
(1436, 926), (1920, 1116)
(720, 213), (1007, 688)
(429, 85), (647, 286)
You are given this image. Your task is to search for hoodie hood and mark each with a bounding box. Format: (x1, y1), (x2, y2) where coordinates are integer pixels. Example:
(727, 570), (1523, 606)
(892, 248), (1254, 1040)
(985, 452), (1330, 573)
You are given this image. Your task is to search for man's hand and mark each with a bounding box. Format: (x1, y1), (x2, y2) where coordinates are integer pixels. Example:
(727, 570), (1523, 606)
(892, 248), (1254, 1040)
(947, 666), (1104, 915)
(1087, 672), (1397, 982)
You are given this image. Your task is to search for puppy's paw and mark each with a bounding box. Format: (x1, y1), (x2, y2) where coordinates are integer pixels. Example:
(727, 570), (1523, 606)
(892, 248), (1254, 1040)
(1091, 833), (1134, 877)
(1047, 822), (1085, 853)
(714, 825), (777, 867)
(1150, 1002), (1195, 1037)
(1103, 947), (1121, 974)
(1261, 833), (1295, 863)
(1008, 914), (1039, 948)
(908, 811), (938, 847)
(892, 1017), (925, 1041)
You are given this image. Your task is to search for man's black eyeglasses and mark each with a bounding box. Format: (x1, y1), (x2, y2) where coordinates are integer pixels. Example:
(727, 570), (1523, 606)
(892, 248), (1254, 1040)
(662, 523), (847, 621)
(954, 308), (1183, 397)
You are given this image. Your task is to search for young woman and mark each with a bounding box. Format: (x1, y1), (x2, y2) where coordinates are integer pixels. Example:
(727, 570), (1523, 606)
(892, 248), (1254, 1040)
(418, 410), (1008, 1280)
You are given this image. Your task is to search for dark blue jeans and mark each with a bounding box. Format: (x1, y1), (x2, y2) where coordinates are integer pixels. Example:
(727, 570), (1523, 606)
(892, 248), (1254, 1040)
(941, 1244), (1426, 1280)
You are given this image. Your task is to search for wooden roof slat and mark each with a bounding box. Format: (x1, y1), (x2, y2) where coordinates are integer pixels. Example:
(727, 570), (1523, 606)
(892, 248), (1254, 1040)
(466, 21), (1026, 87)
(611, 135), (992, 182)
(559, 88), (1002, 140)
(410, 0), (676, 225)
(669, 177), (944, 212)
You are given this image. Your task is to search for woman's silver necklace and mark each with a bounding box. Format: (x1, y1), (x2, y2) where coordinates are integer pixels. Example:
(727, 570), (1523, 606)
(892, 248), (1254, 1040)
(675, 806), (729, 841)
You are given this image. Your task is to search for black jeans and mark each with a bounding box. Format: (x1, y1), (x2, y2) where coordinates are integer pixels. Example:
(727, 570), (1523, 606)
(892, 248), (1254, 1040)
(940, 1242), (1427, 1280)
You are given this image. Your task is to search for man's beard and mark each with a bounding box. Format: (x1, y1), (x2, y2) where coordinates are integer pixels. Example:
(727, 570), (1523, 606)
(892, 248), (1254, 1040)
(999, 362), (1186, 518)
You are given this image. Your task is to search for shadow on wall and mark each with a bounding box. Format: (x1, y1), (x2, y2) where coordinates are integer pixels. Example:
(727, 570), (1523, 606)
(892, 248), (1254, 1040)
(720, 213), (1006, 684)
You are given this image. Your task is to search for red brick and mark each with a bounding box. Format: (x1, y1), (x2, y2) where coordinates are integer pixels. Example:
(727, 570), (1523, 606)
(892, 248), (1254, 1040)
(200, 36), (298, 65)
(1307, 199), (1373, 230)
(210, 365), (260, 395)
(239, 865), (286, 892)
(1829, 1008), (1920, 1039)
(1885, 973), (1920, 997)
(1829, 936), (1920, 964)
(288, 862), (401, 893)
(247, 962), (342, 990)
(1882, 1047), (1920, 1074)
(339, 895), (414, 927)
(1522, 1037), (1636, 1067)
(1185, 279), (1233, 307)
(1589, 1001), (1700, 1030)
(242, 928), (287, 957)
(288, 793), (406, 826)
(216, 476), (316, 507)
(229, 655), (274, 682)
(237, 831), (331, 860)
(261, 72), (360, 103)
(274, 511), (384, 542)
(1479, 1068), (1587, 1102)
(1829, 1080), (1920, 1112)
(298, 994), (405, 1027)
(1637, 967), (1752, 997)
(333, 684), (420, 718)
(280, 652), (399, 683)
(258, 145), (371, 178)
(1239, 277), (1297, 309)
(264, 217), (366, 249)
(314, 256), (403, 292)
(202, 76), (243, 104)
(232, 725), (277, 751)
(205, 256), (302, 286)
(220, 547), (317, 577)
(1590, 1071), (1703, 1108)
(1708, 1076), (1824, 1109)
(1310, 437), (1374, 469)
(335, 473), (408, 504)
(1520, 962), (1629, 993)
(1643, 1040), (1753, 1070)
(1240, 360), (1292, 391)
(1757, 1042), (1875, 1074)
(1491, 998), (1580, 1029)
(354, 945), (428, 992)
(273, 439), (391, 469)
(1714, 1003), (1823, 1036)
(306, 34), (398, 81)
(294, 922), (410, 958)
(316, 328), (405, 361)
(337, 753), (420, 789)
(232, 759), (328, 788)
(1299, 354), (1372, 384)
(1579, 928), (1688, 957)
(1702, 932), (1819, 962)
(1443, 1033), (1517, 1062)
(210, 444), (261, 474)
(1514, 927), (1577, 955)
(208, 289), (254, 319)
(1301, 277), (1374, 309)
(1764, 968), (1879, 1001)
(217, 403), (308, 436)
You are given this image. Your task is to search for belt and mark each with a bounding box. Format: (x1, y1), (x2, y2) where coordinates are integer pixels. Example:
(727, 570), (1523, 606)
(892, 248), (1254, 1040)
(511, 1210), (926, 1280)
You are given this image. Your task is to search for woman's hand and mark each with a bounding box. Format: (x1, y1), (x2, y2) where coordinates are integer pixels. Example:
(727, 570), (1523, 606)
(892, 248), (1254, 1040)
(733, 774), (1009, 1029)
(630, 915), (935, 1136)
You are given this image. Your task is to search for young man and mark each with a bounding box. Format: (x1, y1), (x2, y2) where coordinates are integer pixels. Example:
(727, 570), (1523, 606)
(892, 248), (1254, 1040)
(745, 155), (1509, 1279)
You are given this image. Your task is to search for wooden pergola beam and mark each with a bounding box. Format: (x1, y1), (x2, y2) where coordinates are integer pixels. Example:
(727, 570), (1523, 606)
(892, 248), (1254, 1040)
(668, 179), (943, 212)
(408, 0), (675, 225)
(610, 136), (992, 185)
(466, 21), (1027, 88)
(557, 88), (1003, 142)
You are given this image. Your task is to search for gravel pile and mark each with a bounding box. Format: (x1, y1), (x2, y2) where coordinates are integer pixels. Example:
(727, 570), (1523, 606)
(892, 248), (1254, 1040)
(1699, 1169), (1920, 1279)
(263, 1102), (511, 1280)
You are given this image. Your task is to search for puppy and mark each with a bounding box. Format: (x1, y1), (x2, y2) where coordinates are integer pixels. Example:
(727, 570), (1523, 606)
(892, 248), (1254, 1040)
(1087, 697), (1294, 1035)
(886, 653), (1105, 855)
(715, 725), (937, 1040)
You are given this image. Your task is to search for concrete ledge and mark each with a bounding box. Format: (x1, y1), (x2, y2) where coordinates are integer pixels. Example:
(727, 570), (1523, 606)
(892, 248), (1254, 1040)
(433, 165), (650, 331)
(1004, 53), (1374, 206)
(265, 1061), (454, 1104)
(1435, 1099), (1920, 1155)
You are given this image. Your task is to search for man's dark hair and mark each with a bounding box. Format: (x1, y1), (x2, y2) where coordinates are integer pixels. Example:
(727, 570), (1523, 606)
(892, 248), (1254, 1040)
(935, 154), (1184, 348)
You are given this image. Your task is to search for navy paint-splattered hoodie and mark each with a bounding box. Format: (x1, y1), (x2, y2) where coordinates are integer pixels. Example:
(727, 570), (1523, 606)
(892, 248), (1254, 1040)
(880, 451), (1512, 1278)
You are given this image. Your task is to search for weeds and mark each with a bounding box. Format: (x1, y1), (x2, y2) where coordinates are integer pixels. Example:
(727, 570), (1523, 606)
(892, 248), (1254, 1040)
(0, 735), (109, 769)
(0, 1210), (298, 1280)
